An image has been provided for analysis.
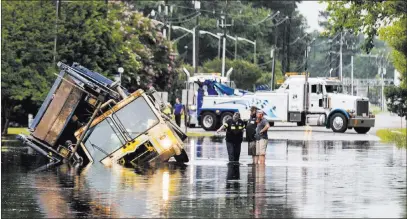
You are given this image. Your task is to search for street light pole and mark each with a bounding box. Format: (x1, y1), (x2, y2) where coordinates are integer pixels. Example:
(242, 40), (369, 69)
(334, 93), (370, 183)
(192, 27), (196, 69)
(339, 32), (343, 84)
(194, 1), (201, 73)
(351, 55), (354, 95)
(271, 27), (278, 91)
(53, 0), (61, 66)
(173, 26), (196, 69)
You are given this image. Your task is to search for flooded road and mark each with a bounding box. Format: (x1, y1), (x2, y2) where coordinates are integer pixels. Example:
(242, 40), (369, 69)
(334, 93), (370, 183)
(2, 137), (406, 218)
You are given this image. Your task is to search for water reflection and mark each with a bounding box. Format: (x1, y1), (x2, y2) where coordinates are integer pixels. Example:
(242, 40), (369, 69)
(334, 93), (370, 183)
(2, 137), (406, 218)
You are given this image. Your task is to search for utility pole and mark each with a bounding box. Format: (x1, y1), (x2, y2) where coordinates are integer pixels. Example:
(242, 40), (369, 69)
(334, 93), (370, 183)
(162, 0), (173, 40)
(271, 26), (278, 90)
(217, 6), (232, 77)
(329, 39), (332, 73)
(194, 1), (201, 73)
(53, 0), (61, 66)
(351, 55), (354, 95)
(339, 31), (343, 86)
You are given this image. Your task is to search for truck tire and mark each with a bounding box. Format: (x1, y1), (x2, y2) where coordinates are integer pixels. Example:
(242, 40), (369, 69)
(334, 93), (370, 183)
(330, 113), (348, 133)
(354, 127), (370, 134)
(221, 112), (233, 125)
(201, 112), (218, 131)
(297, 121), (305, 126)
(269, 122), (274, 127)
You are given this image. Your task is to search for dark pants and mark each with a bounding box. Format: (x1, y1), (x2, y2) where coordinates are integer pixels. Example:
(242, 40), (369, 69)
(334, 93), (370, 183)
(226, 141), (242, 162)
(175, 114), (181, 127)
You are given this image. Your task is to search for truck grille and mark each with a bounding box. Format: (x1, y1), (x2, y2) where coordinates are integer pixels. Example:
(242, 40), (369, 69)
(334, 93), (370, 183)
(356, 100), (369, 116)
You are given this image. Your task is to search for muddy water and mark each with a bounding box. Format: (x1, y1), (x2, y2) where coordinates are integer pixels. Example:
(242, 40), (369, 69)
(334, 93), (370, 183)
(2, 137), (406, 218)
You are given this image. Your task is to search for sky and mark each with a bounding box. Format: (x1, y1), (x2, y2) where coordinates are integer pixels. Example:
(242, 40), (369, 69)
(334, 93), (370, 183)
(297, 1), (327, 33)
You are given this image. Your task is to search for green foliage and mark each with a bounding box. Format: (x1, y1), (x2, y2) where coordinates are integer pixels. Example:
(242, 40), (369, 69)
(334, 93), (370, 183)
(131, 1), (308, 74)
(385, 86), (407, 118)
(202, 58), (272, 91)
(325, 0), (407, 85)
(378, 17), (407, 87)
(1, 1), (180, 130)
(376, 128), (406, 148)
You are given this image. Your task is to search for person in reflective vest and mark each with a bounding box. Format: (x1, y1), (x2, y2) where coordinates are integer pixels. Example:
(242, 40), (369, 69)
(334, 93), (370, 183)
(246, 106), (258, 164)
(216, 112), (245, 162)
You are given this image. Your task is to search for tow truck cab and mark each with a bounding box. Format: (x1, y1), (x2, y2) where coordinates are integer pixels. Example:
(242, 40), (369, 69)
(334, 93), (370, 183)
(182, 71), (252, 131)
(273, 75), (375, 133)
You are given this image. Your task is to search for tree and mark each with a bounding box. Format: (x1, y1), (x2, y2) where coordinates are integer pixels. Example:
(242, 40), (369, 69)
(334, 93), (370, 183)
(324, 0), (407, 87)
(1, 1), (56, 134)
(202, 58), (272, 91)
(129, 0), (309, 75)
(1, 1), (181, 133)
(385, 86), (407, 142)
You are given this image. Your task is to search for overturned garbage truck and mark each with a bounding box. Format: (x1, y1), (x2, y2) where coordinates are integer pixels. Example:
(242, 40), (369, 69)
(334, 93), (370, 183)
(18, 62), (189, 168)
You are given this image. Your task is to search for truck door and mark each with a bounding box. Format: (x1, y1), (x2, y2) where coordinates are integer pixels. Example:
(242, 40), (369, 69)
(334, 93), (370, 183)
(309, 83), (324, 112)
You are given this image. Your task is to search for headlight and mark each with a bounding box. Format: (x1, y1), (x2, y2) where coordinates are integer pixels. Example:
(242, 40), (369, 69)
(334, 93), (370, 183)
(189, 105), (197, 111)
(160, 135), (172, 150)
(160, 137), (173, 149)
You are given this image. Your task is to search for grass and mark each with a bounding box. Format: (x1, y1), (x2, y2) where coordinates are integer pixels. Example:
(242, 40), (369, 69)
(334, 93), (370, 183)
(376, 128), (406, 148)
(187, 132), (215, 137)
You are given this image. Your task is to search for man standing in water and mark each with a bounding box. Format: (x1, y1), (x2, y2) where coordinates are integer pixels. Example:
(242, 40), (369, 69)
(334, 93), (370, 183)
(255, 110), (270, 165)
(173, 98), (183, 127)
(217, 112), (245, 162)
(246, 106), (258, 164)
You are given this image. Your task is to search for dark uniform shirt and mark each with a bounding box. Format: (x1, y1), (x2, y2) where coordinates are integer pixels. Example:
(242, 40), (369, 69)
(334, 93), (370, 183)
(224, 119), (245, 143)
(245, 116), (257, 142)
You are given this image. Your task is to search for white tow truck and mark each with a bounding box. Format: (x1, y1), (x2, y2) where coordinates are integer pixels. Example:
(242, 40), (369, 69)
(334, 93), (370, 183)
(250, 73), (375, 133)
(183, 71), (375, 134)
(182, 69), (252, 130)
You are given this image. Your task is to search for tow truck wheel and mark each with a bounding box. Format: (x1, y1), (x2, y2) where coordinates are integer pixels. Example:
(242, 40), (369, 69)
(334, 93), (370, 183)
(221, 112), (233, 125)
(330, 113), (347, 133)
(354, 127), (370, 134)
(201, 112), (218, 131)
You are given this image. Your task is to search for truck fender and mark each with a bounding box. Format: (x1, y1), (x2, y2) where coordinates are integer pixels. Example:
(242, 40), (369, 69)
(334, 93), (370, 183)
(326, 109), (350, 128)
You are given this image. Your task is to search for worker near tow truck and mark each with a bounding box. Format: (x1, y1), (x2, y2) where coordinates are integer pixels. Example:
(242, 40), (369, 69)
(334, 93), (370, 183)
(255, 110), (270, 165)
(246, 106), (258, 164)
(173, 98), (183, 127)
(216, 112), (245, 162)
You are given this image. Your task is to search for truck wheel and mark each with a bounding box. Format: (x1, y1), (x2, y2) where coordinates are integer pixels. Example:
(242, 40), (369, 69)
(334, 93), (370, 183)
(221, 112), (233, 125)
(269, 122), (274, 127)
(297, 121), (305, 126)
(354, 127), (370, 134)
(330, 113), (348, 133)
(201, 112), (218, 131)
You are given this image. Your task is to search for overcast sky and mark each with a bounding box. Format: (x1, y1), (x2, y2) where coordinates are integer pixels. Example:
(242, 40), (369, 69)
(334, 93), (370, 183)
(297, 1), (327, 33)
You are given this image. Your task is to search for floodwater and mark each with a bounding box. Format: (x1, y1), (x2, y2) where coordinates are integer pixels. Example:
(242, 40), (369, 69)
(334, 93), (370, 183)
(2, 136), (406, 218)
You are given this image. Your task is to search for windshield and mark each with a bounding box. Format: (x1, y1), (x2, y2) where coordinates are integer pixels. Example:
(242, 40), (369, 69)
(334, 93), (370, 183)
(83, 96), (159, 162)
(84, 118), (126, 162)
(325, 85), (343, 93)
(113, 96), (159, 139)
